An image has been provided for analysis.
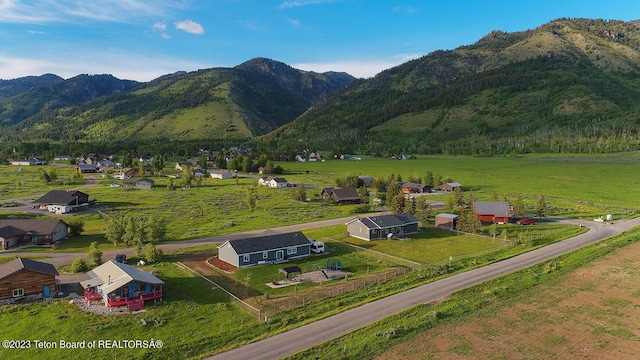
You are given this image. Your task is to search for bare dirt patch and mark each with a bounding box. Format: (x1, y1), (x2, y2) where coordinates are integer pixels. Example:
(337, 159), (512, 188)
(377, 240), (640, 360)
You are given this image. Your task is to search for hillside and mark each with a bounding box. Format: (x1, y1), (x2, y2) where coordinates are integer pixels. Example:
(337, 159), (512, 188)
(267, 18), (640, 155)
(0, 58), (354, 142)
(0, 74), (140, 127)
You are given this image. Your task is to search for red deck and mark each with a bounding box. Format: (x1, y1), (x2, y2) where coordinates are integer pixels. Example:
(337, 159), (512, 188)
(107, 291), (163, 307)
(84, 289), (103, 301)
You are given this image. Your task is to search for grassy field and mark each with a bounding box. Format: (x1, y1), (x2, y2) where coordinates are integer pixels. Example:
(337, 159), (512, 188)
(279, 153), (640, 216)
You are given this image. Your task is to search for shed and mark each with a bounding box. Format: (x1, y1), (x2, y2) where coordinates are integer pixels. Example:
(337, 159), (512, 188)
(435, 213), (459, 229)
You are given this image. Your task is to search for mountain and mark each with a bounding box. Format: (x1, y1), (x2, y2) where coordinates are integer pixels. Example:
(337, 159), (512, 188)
(0, 58), (354, 143)
(266, 18), (640, 155)
(0, 74), (140, 127)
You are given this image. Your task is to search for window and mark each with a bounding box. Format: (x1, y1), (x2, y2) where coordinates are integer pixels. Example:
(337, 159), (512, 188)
(263, 252), (268, 259)
(12, 288), (24, 297)
(287, 247), (297, 255)
(243, 255), (250, 263)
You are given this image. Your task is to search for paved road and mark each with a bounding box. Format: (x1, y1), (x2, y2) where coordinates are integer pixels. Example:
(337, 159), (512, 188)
(0, 213), (378, 269)
(207, 217), (640, 360)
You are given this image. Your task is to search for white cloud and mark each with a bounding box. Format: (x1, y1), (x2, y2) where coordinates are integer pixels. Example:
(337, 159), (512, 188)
(0, 51), (210, 82)
(293, 55), (422, 78)
(287, 18), (300, 27)
(276, 0), (342, 10)
(175, 19), (204, 35)
(0, 0), (179, 24)
(153, 21), (166, 31)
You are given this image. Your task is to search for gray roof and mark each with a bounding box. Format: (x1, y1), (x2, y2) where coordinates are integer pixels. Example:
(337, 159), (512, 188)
(349, 214), (419, 229)
(0, 219), (67, 236)
(82, 260), (163, 295)
(0, 257), (58, 280)
(323, 187), (361, 201)
(33, 190), (88, 205)
(123, 177), (154, 185)
(221, 231), (310, 255)
(472, 201), (511, 217)
(436, 213), (459, 219)
(0, 225), (25, 238)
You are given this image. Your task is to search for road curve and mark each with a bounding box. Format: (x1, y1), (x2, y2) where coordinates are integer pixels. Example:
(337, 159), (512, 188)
(206, 217), (640, 360)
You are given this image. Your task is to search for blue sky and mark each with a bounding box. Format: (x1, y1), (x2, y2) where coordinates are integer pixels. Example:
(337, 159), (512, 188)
(1, 0), (639, 81)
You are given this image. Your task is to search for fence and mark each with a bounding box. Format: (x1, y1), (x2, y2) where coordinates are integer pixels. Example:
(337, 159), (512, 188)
(174, 262), (261, 319)
(323, 236), (423, 271)
(258, 267), (408, 315)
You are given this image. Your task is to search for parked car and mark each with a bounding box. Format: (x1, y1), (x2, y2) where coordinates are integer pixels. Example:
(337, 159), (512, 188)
(517, 218), (535, 225)
(114, 254), (127, 263)
(508, 216), (520, 224)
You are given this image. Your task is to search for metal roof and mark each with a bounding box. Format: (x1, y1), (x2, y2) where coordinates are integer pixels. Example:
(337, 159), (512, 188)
(348, 213), (419, 229)
(82, 260), (163, 295)
(472, 201), (512, 217)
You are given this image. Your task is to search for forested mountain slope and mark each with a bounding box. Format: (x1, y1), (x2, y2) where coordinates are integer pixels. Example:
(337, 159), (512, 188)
(0, 58), (354, 143)
(267, 18), (640, 155)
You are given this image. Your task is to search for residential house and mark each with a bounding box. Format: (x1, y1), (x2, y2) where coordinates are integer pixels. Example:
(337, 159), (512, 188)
(472, 201), (512, 224)
(0, 219), (69, 249)
(258, 177), (288, 188)
(400, 182), (432, 194)
(54, 155), (71, 161)
(97, 159), (116, 169)
(11, 157), (46, 166)
(33, 190), (90, 213)
(346, 214), (419, 241)
(321, 187), (362, 204)
(175, 162), (190, 171)
(122, 177), (155, 190)
(438, 182), (463, 192)
(78, 153), (100, 165)
(217, 231), (312, 268)
(77, 164), (98, 173)
(81, 261), (164, 310)
(435, 213), (459, 229)
(358, 176), (375, 187)
(210, 169), (233, 179)
(114, 168), (138, 179)
(0, 258), (59, 300)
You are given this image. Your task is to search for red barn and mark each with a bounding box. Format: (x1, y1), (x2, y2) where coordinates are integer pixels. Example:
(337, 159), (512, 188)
(472, 201), (512, 224)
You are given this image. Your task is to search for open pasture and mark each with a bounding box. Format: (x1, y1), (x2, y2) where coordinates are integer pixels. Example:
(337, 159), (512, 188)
(279, 153), (640, 214)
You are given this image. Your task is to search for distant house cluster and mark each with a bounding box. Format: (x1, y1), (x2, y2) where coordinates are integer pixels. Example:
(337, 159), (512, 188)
(76, 153), (119, 173)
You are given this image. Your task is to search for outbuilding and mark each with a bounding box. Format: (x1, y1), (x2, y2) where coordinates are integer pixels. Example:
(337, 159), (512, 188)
(0, 258), (59, 300)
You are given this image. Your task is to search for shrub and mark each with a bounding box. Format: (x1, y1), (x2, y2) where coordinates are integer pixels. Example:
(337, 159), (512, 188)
(69, 258), (88, 273)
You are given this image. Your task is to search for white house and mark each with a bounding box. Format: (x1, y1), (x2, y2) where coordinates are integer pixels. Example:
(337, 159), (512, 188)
(258, 177), (288, 188)
(209, 169), (233, 179)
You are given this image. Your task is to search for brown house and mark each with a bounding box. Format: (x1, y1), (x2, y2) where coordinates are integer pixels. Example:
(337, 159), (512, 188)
(321, 187), (362, 204)
(0, 258), (58, 300)
(0, 220), (69, 249)
(400, 182), (432, 194)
